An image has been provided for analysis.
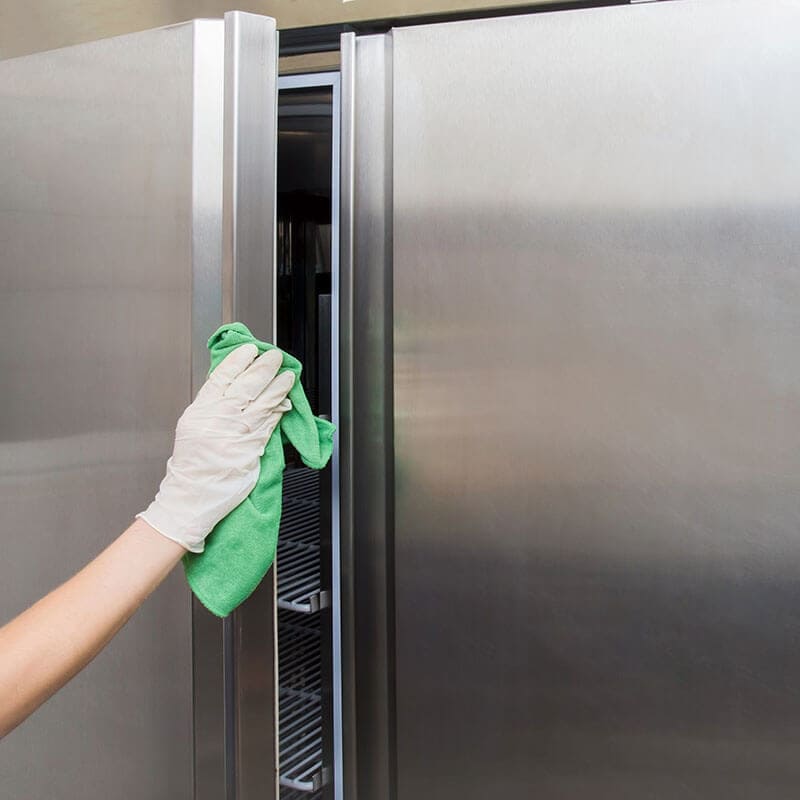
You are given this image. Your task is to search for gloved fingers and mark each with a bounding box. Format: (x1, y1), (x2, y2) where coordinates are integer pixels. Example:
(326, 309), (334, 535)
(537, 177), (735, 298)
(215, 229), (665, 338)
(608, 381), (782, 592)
(254, 409), (285, 445)
(249, 370), (295, 422)
(225, 349), (283, 403)
(197, 343), (259, 402)
(277, 398), (292, 413)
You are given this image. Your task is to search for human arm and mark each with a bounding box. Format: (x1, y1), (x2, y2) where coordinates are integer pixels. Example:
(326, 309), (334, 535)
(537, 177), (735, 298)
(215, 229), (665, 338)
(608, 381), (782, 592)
(0, 343), (293, 738)
(0, 519), (183, 737)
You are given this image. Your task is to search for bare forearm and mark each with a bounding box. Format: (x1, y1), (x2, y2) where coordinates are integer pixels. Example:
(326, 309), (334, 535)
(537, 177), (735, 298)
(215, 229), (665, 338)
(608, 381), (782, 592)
(0, 519), (184, 737)
(0, 345), (292, 738)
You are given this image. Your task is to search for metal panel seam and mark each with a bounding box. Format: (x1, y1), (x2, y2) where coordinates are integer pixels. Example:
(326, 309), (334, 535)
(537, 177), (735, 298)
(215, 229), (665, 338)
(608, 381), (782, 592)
(338, 32), (357, 800)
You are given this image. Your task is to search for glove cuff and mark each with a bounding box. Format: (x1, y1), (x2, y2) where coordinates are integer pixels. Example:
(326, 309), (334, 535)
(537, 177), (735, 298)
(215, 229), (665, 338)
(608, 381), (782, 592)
(136, 504), (205, 554)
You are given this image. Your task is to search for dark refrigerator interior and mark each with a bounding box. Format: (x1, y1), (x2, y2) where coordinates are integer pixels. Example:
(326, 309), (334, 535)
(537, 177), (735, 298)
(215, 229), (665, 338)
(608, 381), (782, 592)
(275, 84), (334, 800)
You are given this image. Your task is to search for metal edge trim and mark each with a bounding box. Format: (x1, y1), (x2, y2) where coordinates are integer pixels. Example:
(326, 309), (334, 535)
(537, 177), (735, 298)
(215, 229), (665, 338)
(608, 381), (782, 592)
(222, 11), (280, 800)
(222, 18), (239, 797)
(330, 67), (346, 800)
(190, 18), (226, 800)
(383, 32), (398, 800)
(338, 30), (357, 800)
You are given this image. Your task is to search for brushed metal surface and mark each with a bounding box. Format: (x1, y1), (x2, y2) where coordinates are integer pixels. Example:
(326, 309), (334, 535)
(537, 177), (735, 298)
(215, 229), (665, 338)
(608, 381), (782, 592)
(391, 1), (800, 798)
(189, 19), (227, 800)
(220, 12), (280, 800)
(340, 31), (396, 800)
(222, 12), (278, 343)
(338, 33), (359, 800)
(0, 22), (203, 800)
(330, 69), (346, 800)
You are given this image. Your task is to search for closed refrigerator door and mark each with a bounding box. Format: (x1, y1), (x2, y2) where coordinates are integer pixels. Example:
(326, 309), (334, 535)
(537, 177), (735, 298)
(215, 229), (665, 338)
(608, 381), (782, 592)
(347, 1), (800, 798)
(0, 13), (279, 800)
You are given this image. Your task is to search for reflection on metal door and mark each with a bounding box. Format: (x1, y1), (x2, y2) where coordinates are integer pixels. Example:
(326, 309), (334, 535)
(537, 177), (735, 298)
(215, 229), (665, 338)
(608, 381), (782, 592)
(352, 1), (800, 798)
(0, 13), (281, 800)
(0, 19), (210, 800)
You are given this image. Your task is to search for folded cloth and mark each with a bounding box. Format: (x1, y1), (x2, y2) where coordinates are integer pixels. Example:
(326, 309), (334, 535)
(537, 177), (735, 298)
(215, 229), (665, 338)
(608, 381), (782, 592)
(183, 322), (335, 616)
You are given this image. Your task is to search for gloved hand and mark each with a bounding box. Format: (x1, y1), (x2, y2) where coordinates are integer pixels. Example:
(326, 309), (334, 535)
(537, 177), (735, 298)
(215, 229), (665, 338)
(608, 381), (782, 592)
(138, 344), (294, 552)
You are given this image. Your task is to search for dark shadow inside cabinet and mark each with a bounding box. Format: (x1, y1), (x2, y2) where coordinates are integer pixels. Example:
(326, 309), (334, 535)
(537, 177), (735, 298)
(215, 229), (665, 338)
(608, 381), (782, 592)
(276, 83), (334, 800)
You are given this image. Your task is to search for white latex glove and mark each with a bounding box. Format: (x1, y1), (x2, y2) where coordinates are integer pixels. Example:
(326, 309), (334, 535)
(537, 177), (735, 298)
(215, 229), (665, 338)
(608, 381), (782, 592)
(138, 344), (294, 552)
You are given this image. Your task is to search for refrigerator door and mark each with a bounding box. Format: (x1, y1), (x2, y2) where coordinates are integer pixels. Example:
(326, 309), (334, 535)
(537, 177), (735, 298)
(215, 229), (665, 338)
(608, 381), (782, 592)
(345, 1), (800, 798)
(0, 12), (279, 800)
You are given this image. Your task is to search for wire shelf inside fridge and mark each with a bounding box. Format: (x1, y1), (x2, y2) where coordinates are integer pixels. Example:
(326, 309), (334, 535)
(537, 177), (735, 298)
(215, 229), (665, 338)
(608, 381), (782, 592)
(278, 468), (328, 614)
(280, 789), (324, 800)
(278, 612), (329, 793)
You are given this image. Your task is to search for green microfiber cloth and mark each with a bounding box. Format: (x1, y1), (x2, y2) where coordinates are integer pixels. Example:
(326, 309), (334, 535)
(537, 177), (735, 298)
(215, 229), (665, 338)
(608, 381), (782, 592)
(183, 322), (335, 617)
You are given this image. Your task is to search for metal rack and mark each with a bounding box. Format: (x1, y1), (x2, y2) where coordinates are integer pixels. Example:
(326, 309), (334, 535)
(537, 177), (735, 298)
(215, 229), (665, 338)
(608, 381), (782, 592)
(280, 789), (324, 800)
(278, 470), (329, 614)
(278, 468), (329, 796)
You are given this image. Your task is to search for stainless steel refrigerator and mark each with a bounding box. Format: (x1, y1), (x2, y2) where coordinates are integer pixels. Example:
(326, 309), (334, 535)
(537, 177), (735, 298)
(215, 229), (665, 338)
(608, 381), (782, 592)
(3, 1), (800, 799)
